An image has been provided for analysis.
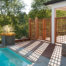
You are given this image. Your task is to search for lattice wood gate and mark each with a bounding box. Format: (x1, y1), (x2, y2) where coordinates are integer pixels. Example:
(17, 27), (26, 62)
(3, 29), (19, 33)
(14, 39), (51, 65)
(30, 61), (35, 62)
(55, 17), (66, 44)
(29, 17), (51, 42)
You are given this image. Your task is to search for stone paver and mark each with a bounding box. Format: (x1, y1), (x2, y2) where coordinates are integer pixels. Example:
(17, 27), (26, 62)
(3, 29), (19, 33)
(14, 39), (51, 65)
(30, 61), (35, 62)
(9, 40), (66, 66)
(61, 56), (66, 66)
(48, 43), (62, 66)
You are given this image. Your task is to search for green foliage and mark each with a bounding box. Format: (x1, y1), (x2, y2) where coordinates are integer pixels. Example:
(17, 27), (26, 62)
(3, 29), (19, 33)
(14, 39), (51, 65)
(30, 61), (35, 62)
(32, 0), (50, 10)
(29, 0), (51, 19)
(0, 13), (29, 39)
(56, 10), (66, 17)
(29, 9), (51, 19)
(0, 0), (66, 40)
(29, 0), (66, 19)
(0, 0), (29, 39)
(0, 0), (24, 15)
(15, 22), (29, 39)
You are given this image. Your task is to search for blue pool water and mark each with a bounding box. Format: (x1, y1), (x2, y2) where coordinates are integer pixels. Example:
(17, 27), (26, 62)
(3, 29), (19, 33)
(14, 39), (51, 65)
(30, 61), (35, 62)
(0, 48), (32, 66)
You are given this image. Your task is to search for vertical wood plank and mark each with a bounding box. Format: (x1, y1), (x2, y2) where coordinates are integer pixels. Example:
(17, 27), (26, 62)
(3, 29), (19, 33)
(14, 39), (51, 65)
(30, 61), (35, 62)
(29, 18), (32, 39)
(44, 19), (46, 40)
(43, 19), (45, 40)
(55, 18), (57, 43)
(42, 19), (46, 40)
(35, 17), (39, 39)
(50, 18), (52, 42)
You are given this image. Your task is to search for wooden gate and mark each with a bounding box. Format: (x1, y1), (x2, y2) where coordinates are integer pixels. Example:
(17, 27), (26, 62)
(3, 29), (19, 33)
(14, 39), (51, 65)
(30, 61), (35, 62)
(55, 17), (66, 44)
(29, 17), (51, 41)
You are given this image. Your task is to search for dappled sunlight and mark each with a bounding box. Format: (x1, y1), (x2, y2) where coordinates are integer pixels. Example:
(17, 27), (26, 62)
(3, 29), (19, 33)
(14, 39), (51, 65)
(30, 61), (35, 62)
(46, 37), (50, 41)
(48, 44), (62, 66)
(9, 40), (63, 66)
(27, 42), (49, 66)
(10, 46), (17, 50)
(19, 41), (40, 55)
(10, 41), (30, 50)
(57, 35), (66, 44)
(10, 40), (50, 66)
(56, 18), (66, 44)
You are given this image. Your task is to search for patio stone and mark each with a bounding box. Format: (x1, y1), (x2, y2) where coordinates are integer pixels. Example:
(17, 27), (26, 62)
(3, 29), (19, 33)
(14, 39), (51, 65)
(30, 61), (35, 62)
(61, 56), (66, 66)
(62, 44), (66, 57)
(32, 56), (50, 66)
(9, 40), (66, 66)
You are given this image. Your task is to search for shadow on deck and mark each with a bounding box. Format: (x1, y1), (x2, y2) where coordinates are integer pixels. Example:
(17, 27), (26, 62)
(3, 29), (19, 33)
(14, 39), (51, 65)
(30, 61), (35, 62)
(9, 40), (64, 66)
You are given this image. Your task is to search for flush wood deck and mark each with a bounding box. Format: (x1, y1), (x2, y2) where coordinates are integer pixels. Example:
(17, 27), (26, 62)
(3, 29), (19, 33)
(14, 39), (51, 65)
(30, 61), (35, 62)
(9, 40), (65, 66)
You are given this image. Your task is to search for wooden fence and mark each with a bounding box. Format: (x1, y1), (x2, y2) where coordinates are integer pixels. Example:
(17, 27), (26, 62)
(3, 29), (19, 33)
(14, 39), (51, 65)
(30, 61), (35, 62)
(29, 17), (66, 44)
(55, 17), (66, 44)
(29, 17), (51, 42)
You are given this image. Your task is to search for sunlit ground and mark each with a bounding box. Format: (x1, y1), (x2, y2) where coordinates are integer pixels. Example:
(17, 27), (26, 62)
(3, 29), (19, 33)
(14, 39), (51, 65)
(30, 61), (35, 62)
(10, 40), (66, 66)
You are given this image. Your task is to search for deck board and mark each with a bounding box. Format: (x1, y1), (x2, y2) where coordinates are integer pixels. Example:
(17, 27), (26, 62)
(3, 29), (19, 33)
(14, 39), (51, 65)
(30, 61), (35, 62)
(9, 40), (63, 66)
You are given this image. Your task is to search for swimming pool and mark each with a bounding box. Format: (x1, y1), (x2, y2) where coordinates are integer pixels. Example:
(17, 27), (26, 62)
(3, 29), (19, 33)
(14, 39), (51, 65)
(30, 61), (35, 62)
(0, 48), (32, 66)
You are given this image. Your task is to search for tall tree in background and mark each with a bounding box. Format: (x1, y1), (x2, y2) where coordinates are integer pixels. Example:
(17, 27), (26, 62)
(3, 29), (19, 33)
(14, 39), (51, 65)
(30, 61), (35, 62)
(29, 0), (51, 19)
(29, 0), (66, 19)
(32, 0), (50, 10)
(0, 0), (29, 39)
(0, 0), (24, 15)
(0, 0), (24, 26)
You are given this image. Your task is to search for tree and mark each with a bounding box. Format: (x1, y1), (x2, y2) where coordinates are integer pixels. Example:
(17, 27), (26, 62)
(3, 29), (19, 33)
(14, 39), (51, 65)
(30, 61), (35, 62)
(0, 0), (24, 15)
(32, 0), (50, 10)
(0, 0), (24, 26)
(0, 0), (29, 39)
(29, 0), (51, 19)
(29, 9), (51, 19)
(56, 10), (66, 17)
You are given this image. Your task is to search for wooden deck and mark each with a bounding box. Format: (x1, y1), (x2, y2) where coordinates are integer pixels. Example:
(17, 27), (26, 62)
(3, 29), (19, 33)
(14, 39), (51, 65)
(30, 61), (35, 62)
(9, 40), (65, 66)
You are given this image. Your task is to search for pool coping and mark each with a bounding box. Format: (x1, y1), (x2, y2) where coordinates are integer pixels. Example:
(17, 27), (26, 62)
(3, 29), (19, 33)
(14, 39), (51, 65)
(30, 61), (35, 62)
(8, 47), (34, 63)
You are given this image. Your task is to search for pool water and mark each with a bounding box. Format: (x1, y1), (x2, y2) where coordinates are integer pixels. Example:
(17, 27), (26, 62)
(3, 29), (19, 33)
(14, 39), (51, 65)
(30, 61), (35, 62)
(0, 48), (32, 66)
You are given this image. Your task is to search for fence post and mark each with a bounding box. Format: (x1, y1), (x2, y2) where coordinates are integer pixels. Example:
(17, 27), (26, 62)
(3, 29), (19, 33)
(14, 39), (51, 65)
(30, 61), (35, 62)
(50, 18), (51, 42)
(35, 17), (39, 39)
(55, 18), (57, 42)
(51, 8), (56, 44)
(42, 19), (46, 40)
(29, 18), (32, 39)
